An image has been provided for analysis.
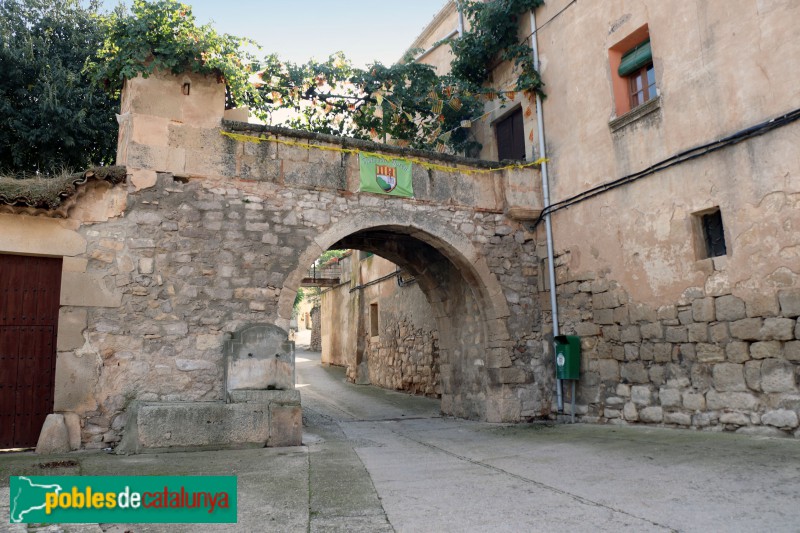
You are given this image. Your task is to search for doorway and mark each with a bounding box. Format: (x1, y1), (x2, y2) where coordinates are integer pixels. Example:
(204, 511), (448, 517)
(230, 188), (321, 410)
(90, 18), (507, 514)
(0, 254), (62, 448)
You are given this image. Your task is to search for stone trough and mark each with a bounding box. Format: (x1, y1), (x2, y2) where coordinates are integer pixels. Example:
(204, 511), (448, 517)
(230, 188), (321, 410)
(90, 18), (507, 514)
(117, 325), (302, 453)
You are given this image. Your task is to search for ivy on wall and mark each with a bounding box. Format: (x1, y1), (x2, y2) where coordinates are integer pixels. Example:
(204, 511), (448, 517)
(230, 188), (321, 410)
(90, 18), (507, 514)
(86, 0), (259, 108)
(86, 0), (545, 154)
(450, 0), (545, 98)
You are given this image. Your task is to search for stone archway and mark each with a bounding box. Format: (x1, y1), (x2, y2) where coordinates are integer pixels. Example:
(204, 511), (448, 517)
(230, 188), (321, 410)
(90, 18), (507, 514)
(278, 213), (512, 420)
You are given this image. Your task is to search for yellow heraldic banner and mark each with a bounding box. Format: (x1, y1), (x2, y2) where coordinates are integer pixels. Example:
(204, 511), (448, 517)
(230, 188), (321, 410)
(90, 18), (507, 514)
(358, 154), (413, 198)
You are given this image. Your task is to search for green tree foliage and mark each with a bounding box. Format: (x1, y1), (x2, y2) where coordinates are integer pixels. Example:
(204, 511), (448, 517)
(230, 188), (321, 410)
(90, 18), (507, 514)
(449, 0), (545, 97)
(316, 249), (348, 267)
(84, 0), (544, 157)
(86, 0), (259, 107)
(293, 287), (305, 313)
(253, 52), (483, 154)
(0, 0), (118, 172)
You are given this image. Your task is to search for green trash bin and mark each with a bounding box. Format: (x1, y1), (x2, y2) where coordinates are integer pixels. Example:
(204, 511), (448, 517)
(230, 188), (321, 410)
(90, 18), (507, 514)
(554, 335), (581, 380)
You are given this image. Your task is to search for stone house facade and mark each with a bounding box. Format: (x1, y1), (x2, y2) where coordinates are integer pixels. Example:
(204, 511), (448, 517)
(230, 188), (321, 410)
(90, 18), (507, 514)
(0, 68), (545, 449)
(411, 0), (800, 436)
(321, 253), (440, 397)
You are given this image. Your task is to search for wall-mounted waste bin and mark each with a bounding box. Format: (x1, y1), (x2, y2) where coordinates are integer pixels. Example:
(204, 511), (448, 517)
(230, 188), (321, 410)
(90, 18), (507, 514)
(554, 335), (581, 380)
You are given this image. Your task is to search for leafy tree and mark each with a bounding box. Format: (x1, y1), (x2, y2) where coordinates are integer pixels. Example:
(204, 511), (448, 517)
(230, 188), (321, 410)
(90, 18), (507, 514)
(315, 249), (348, 267)
(293, 287), (305, 314)
(253, 52), (483, 154)
(449, 0), (545, 98)
(86, 0), (259, 106)
(0, 0), (118, 172)
(85, 0), (545, 157)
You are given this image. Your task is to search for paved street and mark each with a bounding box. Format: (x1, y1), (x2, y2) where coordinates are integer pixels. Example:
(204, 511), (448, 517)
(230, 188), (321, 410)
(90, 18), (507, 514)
(2, 337), (799, 532)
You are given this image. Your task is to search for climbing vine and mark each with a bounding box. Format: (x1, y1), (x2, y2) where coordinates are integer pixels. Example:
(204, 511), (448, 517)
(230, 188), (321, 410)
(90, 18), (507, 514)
(449, 0), (545, 97)
(86, 0), (545, 154)
(86, 0), (260, 107)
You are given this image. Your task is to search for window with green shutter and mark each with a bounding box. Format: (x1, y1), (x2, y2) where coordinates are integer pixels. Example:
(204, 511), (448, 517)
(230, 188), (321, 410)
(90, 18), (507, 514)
(618, 39), (652, 76)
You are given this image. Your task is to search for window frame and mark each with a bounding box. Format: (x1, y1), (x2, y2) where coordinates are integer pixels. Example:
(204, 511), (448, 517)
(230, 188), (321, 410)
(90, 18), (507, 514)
(608, 24), (659, 119)
(692, 207), (728, 261)
(369, 302), (379, 338)
(627, 62), (657, 110)
(494, 106), (526, 161)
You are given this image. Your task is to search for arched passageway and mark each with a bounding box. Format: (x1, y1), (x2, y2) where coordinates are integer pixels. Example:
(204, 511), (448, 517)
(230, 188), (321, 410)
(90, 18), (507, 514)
(280, 216), (524, 421)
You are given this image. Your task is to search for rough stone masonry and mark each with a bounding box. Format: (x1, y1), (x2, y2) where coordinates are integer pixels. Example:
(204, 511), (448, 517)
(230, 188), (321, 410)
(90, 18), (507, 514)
(23, 70), (545, 448)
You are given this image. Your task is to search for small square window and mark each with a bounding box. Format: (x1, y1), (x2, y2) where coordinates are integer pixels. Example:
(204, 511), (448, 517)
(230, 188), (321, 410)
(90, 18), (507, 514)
(701, 209), (727, 258)
(693, 207), (727, 259)
(369, 303), (379, 337)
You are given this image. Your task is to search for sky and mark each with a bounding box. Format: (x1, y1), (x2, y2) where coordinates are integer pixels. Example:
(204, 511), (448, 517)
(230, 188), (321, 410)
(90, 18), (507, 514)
(101, 0), (450, 67)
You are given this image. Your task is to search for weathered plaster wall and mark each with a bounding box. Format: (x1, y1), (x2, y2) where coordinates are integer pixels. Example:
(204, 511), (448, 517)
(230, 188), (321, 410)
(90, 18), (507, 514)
(530, 0), (800, 304)
(400, 1), (460, 72)
(321, 254), (441, 397)
(321, 280), (356, 368)
(409, 0), (800, 435)
(0, 187), (128, 449)
(533, 0), (800, 435)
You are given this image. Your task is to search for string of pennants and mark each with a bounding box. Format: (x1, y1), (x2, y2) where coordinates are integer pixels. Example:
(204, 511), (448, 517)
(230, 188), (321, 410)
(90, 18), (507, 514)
(256, 75), (537, 155)
(219, 130), (545, 175)
(368, 82), (537, 154)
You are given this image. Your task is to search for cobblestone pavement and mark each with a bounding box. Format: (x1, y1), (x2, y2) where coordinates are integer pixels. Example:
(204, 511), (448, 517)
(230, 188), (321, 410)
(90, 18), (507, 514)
(2, 337), (799, 532)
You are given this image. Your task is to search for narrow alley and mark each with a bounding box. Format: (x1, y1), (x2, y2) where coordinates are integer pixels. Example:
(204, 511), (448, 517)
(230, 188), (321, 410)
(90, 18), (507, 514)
(2, 337), (799, 532)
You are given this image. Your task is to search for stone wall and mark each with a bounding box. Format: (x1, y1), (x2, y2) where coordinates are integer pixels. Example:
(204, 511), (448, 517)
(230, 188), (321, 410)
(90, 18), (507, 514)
(553, 248), (800, 437)
(365, 316), (440, 397)
(309, 306), (321, 351)
(321, 254), (442, 398)
(6, 68), (547, 448)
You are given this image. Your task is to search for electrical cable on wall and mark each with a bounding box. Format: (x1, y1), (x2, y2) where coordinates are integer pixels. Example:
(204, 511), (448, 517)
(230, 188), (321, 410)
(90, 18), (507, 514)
(531, 106), (800, 229)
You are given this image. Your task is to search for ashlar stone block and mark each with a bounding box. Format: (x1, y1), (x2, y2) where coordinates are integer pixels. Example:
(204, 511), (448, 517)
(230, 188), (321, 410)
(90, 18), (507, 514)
(730, 318), (763, 341)
(760, 318), (795, 341)
(692, 298), (715, 322)
(744, 360), (762, 391)
(725, 341), (750, 363)
(620, 362), (649, 384)
(664, 412), (691, 426)
(750, 341), (782, 360)
(761, 409), (799, 429)
(35, 414), (71, 454)
(778, 288), (800, 317)
(639, 406), (663, 423)
(631, 385), (652, 406)
(712, 363), (747, 392)
(785, 341), (800, 362)
(760, 359), (796, 393)
(706, 390), (758, 411)
(683, 391), (705, 411)
(715, 295), (746, 321)
(659, 388), (682, 408)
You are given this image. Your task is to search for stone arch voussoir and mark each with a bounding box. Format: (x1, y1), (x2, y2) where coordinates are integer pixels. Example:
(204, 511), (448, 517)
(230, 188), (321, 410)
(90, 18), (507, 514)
(278, 207), (511, 345)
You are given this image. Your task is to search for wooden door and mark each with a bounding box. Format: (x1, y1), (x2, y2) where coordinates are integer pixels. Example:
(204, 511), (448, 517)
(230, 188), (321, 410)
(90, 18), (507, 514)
(496, 108), (526, 161)
(0, 254), (62, 448)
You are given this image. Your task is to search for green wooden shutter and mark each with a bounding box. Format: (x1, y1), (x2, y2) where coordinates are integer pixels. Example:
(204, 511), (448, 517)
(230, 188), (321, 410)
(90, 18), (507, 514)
(618, 39), (652, 76)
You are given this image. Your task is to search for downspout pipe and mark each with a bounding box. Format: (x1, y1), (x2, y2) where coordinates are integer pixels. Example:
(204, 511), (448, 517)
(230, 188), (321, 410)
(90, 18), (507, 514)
(529, 8), (563, 413)
(457, 1), (465, 36)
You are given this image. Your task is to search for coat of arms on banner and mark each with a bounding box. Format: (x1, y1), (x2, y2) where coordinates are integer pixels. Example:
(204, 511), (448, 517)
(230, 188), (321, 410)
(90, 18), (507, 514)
(358, 154), (413, 198)
(375, 164), (397, 192)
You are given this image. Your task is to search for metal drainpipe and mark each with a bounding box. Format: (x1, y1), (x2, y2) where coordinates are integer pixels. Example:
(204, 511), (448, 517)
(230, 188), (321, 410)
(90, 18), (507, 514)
(457, 1), (465, 36)
(529, 8), (563, 413)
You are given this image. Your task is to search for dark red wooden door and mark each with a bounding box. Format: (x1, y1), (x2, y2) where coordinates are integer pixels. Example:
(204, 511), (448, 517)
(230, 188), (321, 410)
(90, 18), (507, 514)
(0, 254), (62, 448)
